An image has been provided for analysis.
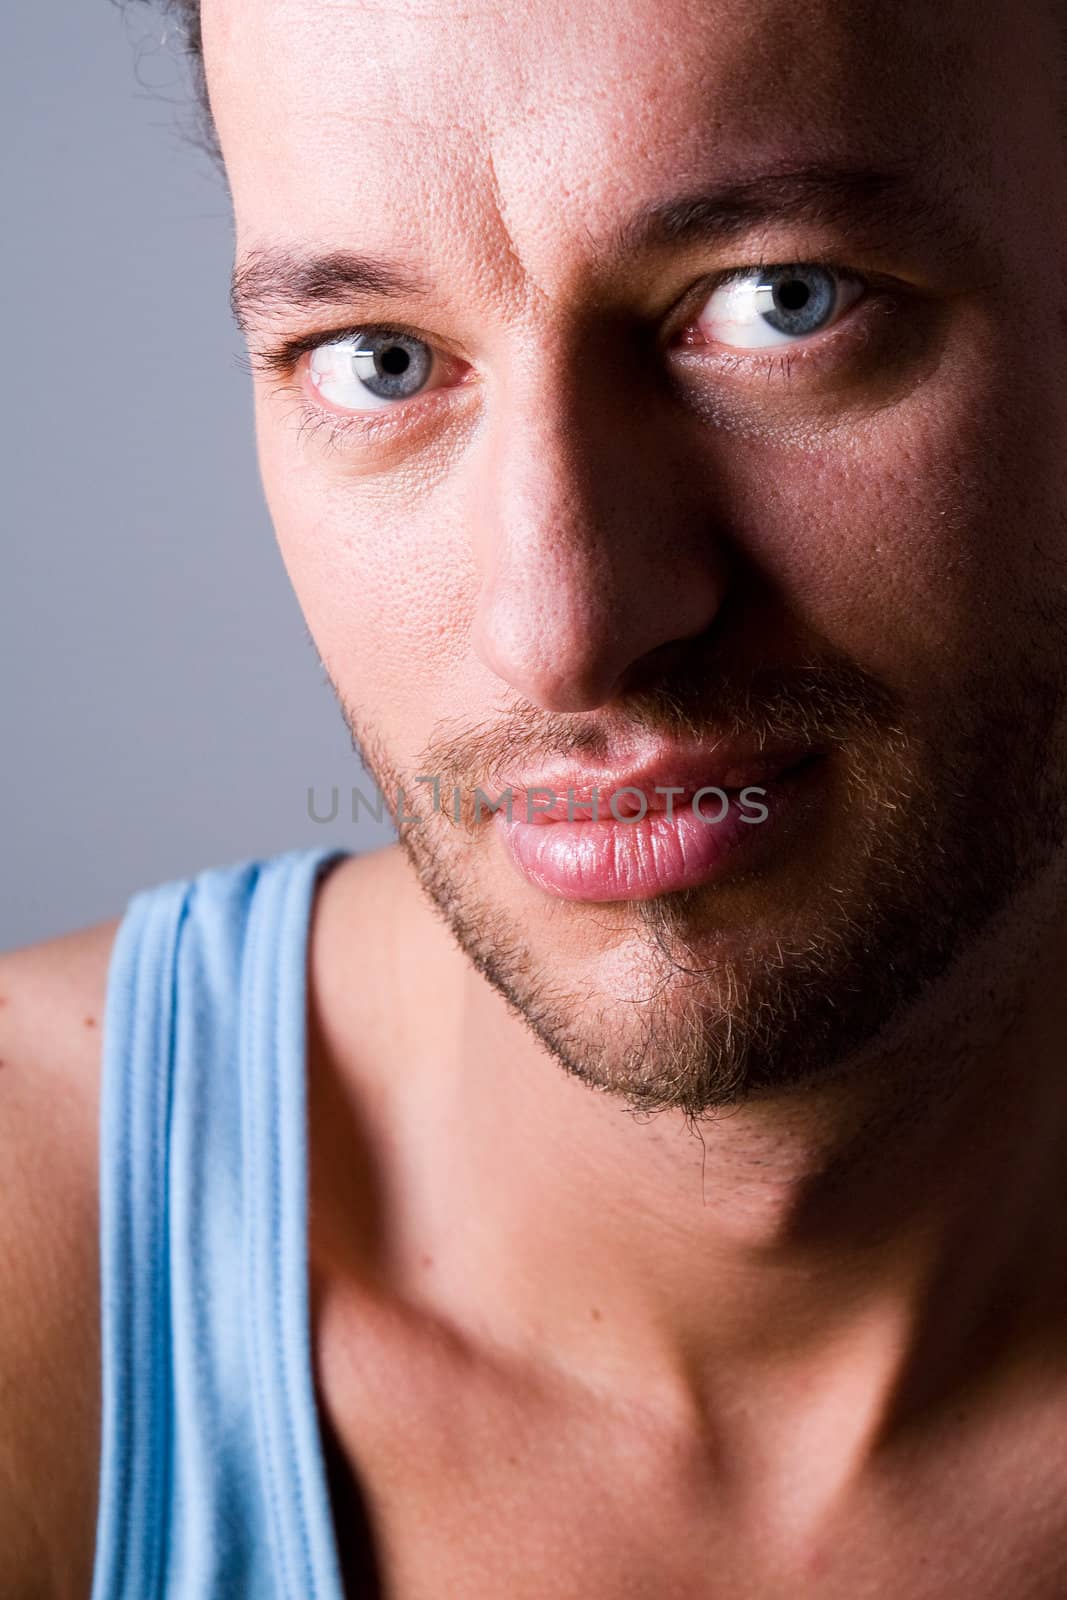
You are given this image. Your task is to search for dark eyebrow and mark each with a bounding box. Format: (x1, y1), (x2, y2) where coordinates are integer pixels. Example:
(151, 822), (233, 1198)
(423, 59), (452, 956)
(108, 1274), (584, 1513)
(609, 160), (978, 264)
(231, 246), (432, 334)
(232, 158), (976, 335)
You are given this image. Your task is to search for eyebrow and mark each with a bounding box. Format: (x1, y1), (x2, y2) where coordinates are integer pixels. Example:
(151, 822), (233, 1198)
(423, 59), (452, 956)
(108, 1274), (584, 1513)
(231, 158), (975, 334)
(231, 248), (432, 334)
(608, 159), (976, 263)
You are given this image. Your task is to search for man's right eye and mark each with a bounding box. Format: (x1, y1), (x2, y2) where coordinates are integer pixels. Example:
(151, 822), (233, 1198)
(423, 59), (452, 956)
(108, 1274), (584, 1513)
(309, 329), (443, 411)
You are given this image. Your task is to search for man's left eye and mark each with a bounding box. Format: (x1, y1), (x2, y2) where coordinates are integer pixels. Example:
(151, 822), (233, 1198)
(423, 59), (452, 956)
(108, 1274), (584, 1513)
(309, 330), (440, 411)
(694, 264), (865, 350)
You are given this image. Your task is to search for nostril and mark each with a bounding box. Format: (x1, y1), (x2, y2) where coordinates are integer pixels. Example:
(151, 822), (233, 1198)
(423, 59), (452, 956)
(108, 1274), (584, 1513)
(611, 623), (727, 704)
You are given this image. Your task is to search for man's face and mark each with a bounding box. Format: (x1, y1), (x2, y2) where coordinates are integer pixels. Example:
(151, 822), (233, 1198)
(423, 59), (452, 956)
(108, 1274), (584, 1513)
(204, 0), (1067, 1117)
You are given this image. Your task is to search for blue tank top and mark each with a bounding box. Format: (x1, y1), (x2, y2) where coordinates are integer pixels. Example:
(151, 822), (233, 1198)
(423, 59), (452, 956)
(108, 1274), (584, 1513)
(90, 846), (359, 1598)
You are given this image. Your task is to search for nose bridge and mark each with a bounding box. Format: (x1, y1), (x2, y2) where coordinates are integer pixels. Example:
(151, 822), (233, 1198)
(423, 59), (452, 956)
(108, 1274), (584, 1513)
(468, 346), (729, 711)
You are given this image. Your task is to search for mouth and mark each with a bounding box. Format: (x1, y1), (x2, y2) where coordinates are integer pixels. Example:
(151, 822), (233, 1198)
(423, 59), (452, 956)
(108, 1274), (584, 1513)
(500, 737), (823, 819)
(494, 748), (827, 902)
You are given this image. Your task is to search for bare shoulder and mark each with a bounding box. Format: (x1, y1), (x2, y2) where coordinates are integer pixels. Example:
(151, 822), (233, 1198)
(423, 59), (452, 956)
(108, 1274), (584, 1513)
(0, 913), (119, 1075)
(0, 915), (122, 1599)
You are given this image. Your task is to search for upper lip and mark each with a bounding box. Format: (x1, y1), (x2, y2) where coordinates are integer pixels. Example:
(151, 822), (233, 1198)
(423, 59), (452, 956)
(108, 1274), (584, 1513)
(497, 737), (822, 822)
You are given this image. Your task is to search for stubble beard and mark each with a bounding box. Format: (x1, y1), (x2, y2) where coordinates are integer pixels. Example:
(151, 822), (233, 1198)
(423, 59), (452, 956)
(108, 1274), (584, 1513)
(333, 647), (1067, 1128)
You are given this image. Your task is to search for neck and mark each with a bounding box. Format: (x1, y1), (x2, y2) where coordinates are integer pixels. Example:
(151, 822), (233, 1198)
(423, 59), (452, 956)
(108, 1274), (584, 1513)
(376, 867), (1067, 1484)
(317, 847), (1067, 1524)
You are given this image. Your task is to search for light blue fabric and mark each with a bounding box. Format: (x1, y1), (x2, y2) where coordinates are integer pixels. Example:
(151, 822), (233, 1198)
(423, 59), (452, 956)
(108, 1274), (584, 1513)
(91, 846), (353, 1599)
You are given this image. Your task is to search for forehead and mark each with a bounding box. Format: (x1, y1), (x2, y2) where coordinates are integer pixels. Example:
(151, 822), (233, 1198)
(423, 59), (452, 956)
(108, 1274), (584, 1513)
(203, 0), (1027, 292)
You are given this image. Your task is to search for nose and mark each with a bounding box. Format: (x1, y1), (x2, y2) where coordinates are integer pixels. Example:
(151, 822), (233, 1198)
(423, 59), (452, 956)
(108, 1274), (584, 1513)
(468, 357), (731, 713)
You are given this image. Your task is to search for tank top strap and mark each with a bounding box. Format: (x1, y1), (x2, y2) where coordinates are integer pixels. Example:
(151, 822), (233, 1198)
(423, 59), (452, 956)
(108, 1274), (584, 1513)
(91, 846), (351, 1599)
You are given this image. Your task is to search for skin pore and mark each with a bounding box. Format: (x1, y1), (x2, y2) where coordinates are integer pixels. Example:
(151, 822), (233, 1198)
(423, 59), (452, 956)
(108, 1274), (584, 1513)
(202, 0), (1067, 1585)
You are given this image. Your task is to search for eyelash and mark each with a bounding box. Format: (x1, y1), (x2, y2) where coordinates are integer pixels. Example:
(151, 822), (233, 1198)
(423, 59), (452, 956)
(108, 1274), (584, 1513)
(252, 259), (896, 452)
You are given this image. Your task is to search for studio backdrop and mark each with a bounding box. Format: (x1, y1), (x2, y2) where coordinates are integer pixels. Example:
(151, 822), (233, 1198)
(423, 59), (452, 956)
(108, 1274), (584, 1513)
(1, 2), (387, 952)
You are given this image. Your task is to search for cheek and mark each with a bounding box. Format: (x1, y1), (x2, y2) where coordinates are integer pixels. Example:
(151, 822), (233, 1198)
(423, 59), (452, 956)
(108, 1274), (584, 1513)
(255, 427), (478, 735)
(724, 333), (1057, 705)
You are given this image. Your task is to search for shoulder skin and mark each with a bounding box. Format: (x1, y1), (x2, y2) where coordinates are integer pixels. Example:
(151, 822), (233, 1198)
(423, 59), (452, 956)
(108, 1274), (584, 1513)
(0, 916), (119, 1599)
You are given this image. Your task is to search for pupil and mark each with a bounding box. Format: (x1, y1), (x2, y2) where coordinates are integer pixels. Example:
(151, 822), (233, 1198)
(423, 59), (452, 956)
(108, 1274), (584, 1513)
(379, 345), (411, 375)
(778, 279), (811, 311)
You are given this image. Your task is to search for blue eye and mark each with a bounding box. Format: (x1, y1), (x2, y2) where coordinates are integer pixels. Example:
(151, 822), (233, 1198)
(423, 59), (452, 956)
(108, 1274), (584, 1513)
(696, 264), (863, 350)
(309, 329), (437, 410)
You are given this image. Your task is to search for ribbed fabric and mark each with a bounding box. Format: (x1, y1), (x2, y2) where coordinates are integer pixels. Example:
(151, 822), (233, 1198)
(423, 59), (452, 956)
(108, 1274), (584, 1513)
(91, 846), (353, 1599)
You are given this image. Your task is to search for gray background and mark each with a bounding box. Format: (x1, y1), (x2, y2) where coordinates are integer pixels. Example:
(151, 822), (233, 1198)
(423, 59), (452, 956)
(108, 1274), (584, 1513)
(2, 3), (390, 951)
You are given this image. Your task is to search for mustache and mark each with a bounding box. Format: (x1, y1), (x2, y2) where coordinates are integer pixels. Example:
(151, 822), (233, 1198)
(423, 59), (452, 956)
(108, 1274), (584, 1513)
(416, 654), (904, 803)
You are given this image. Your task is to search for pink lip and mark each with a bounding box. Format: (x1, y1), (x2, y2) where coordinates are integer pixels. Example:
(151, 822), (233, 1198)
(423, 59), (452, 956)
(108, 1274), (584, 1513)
(496, 738), (818, 819)
(495, 745), (824, 902)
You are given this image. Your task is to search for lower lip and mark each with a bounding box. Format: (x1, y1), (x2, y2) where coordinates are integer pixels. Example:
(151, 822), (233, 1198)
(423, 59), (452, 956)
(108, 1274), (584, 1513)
(496, 759), (823, 902)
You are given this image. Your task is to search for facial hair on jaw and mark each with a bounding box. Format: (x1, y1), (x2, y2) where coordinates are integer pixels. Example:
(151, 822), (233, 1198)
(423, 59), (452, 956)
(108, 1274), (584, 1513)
(322, 643), (1067, 1126)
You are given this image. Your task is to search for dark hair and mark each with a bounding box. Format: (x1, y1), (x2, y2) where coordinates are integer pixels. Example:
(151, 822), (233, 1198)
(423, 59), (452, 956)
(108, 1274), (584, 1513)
(163, 0), (201, 51)
(142, 0), (217, 163)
